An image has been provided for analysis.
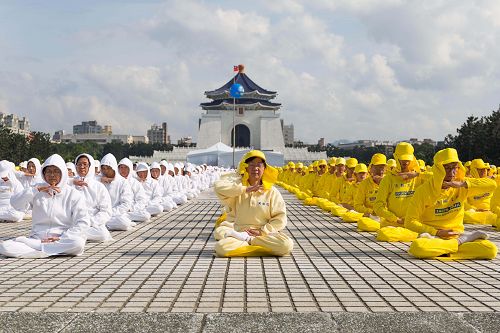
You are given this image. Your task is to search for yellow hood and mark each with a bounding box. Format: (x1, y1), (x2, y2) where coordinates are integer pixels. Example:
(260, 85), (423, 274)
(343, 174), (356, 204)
(336, 158), (346, 166)
(238, 150), (278, 190)
(392, 142), (420, 174)
(429, 148), (466, 199)
(346, 158), (358, 169)
(470, 158), (487, 178)
(355, 163), (368, 173)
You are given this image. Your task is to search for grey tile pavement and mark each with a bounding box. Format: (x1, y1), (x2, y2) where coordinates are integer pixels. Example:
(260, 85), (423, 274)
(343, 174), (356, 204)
(0, 189), (499, 315)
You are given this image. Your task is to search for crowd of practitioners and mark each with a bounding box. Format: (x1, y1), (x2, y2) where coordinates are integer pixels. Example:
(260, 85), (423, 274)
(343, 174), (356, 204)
(277, 143), (500, 260)
(0, 153), (222, 258)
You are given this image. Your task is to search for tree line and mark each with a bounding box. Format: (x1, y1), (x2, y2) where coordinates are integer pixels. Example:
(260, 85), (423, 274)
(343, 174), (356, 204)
(0, 127), (173, 164)
(2, 105), (499, 165)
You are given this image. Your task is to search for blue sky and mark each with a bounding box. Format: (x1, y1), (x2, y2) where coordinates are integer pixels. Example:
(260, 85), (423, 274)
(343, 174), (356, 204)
(1, 0), (500, 143)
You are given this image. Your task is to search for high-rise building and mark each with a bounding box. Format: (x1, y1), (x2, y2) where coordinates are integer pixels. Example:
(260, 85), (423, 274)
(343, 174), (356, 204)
(283, 124), (294, 146)
(318, 137), (325, 147)
(73, 120), (110, 135)
(0, 112), (31, 136)
(147, 122), (169, 144)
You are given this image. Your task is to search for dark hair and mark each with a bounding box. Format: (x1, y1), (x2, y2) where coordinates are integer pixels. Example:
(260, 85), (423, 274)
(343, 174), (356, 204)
(76, 155), (90, 164)
(245, 156), (266, 167)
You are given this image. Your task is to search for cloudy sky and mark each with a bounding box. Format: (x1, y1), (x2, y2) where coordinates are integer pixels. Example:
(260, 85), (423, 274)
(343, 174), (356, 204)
(1, 0), (499, 143)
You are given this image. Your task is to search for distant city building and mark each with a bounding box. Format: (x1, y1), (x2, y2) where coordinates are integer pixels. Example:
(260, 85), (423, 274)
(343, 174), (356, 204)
(282, 123), (294, 146)
(147, 122), (169, 144)
(131, 135), (149, 144)
(337, 140), (395, 150)
(406, 138), (437, 146)
(318, 137), (325, 147)
(178, 136), (193, 146)
(73, 120), (111, 135)
(0, 112), (31, 136)
(52, 130), (65, 142)
(60, 133), (133, 145)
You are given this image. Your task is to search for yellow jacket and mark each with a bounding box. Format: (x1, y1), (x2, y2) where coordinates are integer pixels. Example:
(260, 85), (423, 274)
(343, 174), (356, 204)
(354, 177), (381, 214)
(214, 172), (287, 234)
(330, 175), (355, 204)
(490, 185), (500, 216)
(373, 173), (424, 223)
(405, 177), (497, 235)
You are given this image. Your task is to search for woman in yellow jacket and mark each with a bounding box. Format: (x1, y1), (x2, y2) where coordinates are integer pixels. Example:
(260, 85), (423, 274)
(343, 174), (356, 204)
(329, 158), (358, 216)
(463, 159), (497, 225)
(354, 153), (387, 231)
(405, 148), (497, 260)
(214, 150), (294, 257)
(339, 163), (368, 223)
(373, 142), (422, 242)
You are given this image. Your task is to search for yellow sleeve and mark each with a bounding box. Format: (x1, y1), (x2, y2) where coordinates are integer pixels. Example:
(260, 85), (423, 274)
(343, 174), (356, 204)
(261, 188), (287, 234)
(214, 173), (246, 206)
(353, 181), (371, 214)
(373, 176), (398, 223)
(404, 183), (438, 235)
(491, 185), (500, 216)
(465, 178), (497, 198)
(329, 177), (342, 204)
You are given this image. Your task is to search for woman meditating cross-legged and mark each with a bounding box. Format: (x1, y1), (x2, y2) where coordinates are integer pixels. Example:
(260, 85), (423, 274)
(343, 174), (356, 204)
(214, 150), (293, 257)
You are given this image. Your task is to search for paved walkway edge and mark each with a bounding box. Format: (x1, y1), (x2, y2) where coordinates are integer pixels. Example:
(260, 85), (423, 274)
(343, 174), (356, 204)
(0, 312), (499, 332)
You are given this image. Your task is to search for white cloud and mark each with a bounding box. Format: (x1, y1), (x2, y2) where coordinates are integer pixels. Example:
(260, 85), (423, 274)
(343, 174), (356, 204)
(1, 0), (500, 146)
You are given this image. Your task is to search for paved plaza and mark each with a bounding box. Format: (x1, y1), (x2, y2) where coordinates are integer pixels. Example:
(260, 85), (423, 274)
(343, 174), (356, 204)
(1, 189), (500, 331)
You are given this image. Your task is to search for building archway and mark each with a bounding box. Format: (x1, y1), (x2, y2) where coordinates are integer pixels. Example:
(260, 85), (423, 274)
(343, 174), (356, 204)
(231, 124), (250, 147)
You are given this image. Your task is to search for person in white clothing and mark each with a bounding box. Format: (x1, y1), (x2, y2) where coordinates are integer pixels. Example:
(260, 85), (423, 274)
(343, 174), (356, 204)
(0, 160), (25, 222)
(100, 154), (136, 231)
(118, 158), (151, 222)
(0, 154), (90, 258)
(158, 162), (186, 205)
(135, 162), (167, 215)
(72, 154), (113, 242)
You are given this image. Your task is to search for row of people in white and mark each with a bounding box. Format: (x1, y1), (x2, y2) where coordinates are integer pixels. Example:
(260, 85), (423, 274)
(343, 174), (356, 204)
(0, 153), (223, 258)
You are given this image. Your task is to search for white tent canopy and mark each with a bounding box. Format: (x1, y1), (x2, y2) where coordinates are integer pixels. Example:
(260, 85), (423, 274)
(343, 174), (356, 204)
(187, 142), (284, 167)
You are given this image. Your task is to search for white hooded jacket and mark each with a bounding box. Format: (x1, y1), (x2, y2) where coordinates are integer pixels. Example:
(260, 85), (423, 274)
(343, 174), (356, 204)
(12, 154), (90, 238)
(100, 154), (133, 216)
(73, 154), (112, 227)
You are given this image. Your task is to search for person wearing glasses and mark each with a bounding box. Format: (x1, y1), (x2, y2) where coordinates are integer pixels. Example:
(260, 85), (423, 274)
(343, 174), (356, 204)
(0, 154), (90, 258)
(214, 150), (293, 257)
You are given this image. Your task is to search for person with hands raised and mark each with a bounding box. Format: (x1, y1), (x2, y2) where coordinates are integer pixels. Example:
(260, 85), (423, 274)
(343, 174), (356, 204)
(213, 150), (293, 257)
(406, 148), (497, 260)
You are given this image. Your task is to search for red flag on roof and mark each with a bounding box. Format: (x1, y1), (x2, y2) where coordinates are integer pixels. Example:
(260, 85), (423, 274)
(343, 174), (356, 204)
(233, 65), (239, 72)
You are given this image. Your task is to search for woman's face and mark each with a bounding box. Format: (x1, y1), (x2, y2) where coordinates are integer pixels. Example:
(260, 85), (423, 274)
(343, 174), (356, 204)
(76, 156), (90, 177)
(137, 170), (148, 181)
(27, 161), (36, 174)
(150, 168), (160, 179)
(246, 157), (265, 180)
(43, 166), (62, 186)
(399, 160), (411, 172)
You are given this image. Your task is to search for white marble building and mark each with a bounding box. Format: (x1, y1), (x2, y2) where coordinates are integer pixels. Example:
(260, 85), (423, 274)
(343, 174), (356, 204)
(197, 66), (285, 151)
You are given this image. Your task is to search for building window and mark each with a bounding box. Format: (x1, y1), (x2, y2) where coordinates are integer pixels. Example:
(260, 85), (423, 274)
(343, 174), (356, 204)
(238, 107), (244, 115)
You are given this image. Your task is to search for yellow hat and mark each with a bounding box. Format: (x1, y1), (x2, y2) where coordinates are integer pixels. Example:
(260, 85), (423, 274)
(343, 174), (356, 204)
(328, 157), (337, 165)
(335, 157), (346, 166)
(239, 150), (277, 190)
(393, 142), (419, 173)
(346, 158), (358, 169)
(471, 159), (487, 169)
(296, 162), (304, 169)
(394, 142), (414, 161)
(287, 161), (295, 168)
(370, 153), (387, 166)
(469, 158), (488, 178)
(433, 148), (460, 165)
(318, 159), (327, 167)
(387, 159), (396, 168)
(429, 148), (465, 200)
(313, 161), (319, 167)
(464, 161), (471, 167)
(308, 166), (314, 172)
(355, 163), (368, 173)
(417, 159), (426, 169)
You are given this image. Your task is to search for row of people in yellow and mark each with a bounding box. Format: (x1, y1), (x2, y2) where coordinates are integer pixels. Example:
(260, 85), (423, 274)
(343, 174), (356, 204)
(277, 142), (499, 260)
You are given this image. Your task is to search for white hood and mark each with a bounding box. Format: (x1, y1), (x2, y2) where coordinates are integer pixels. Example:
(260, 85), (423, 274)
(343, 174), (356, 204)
(75, 153), (96, 179)
(41, 154), (69, 189)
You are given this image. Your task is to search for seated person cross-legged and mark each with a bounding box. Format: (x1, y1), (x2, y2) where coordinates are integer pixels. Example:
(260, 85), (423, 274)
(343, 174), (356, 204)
(405, 148), (497, 260)
(213, 150), (293, 257)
